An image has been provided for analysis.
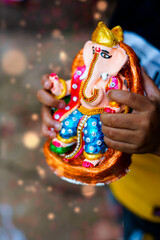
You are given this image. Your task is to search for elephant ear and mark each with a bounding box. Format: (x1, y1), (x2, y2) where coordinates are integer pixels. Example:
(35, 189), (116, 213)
(71, 48), (84, 77)
(120, 42), (144, 95)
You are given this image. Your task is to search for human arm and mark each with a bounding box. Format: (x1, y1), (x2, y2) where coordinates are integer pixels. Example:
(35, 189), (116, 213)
(100, 68), (160, 156)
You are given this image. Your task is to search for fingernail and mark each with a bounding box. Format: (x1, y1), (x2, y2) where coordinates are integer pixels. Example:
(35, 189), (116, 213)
(106, 90), (111, 95)
(59, 101), (65, 109)
(54, 122), (62, 131)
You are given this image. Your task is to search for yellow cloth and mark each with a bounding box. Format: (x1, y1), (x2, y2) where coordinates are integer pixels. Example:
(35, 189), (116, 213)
(110, 153), (160, 223)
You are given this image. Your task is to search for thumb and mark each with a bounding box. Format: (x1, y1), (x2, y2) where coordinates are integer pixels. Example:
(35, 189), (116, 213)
(141, 67), (160, 101)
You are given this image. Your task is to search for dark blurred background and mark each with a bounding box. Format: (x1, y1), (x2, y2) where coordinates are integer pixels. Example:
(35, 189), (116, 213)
(0, 0), (148, 239)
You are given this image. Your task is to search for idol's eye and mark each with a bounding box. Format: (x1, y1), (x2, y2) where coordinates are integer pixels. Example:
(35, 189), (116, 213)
(92, 46), (95, 54)
(101, 52), (112, 59)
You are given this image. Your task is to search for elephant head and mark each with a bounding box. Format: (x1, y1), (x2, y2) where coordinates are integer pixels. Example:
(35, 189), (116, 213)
(81, 22), (128, 106)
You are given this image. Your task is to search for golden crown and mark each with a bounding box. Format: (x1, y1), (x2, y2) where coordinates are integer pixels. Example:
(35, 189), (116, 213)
(92, 22), (124, 48)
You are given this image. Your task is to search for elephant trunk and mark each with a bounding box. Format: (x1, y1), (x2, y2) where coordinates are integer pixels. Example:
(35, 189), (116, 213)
(81, 52), (103, 105)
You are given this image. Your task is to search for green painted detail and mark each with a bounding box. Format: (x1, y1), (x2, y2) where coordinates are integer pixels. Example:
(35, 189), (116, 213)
(63, 95), (70, 104)
(52, 95), (71, 113)
(50, 142), (72, 154)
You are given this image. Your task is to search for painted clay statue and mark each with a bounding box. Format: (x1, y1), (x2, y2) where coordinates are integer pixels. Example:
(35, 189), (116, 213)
(43, 22), (143, 185)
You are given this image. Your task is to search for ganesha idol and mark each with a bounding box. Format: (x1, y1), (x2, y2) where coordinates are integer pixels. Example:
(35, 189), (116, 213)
(43, 22), (143, 185)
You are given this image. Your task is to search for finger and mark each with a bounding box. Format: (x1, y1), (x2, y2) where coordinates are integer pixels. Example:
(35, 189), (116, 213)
(100, 112), (140, 130)
(106, 89), (149, 112)
(41, 74), (52, 90)
(104, 136), (135, 153)
(101, 125), (137, 144)
(42, 123), (56, 138)
(41, 105), (62, 131)
(36, 89), (66, 108)
(44, 80), (53, 90)
(141, 68), (160, 100)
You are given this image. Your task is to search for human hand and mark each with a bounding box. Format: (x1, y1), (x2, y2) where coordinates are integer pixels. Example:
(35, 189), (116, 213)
(36, 74), (66, 138)
(100, 68), (160, 156)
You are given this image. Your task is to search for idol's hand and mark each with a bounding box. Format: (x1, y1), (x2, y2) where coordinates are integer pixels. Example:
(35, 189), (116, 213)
(36, 74), (66, 138)
(49, 73), (62, 96)
(100, 68), (160, 156)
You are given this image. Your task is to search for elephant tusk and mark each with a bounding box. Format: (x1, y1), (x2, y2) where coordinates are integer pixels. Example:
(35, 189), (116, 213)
(101, 73), (108, 81)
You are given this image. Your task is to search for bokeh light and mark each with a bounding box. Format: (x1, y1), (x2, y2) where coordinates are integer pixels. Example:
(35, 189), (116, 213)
(46, 186), (53, 192)
(25, 83), (31, 89)
(96, 1), (108, 12)
(36, 33), (42, 39)
(22, 131), (40, 149)
(59, 50), (68, 62)
(37, 43), (42, 48)
(17, 179), (24, 186)
(2, 49), (27, 76)
(31, 113), (39, 121)
(93, 12), (102, 20)
(74, 206), (81, 213)
(88, 220), (122, 240)
(47, 213), (55, 220)
(10, 77), (16, 84)
(25, 185), (37, 193)
(93, 207), (99, 212)
(19, 19), (27, 27)
(36, 165), (46, 179)
(81, 185), (96, 198)
(52, 29), (63, 40)
(55, 0), (61, 6)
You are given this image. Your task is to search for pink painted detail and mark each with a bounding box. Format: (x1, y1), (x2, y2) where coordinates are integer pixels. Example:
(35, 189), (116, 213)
(106, 76), (122, 93)
(50, 73), (57, 77)
(73, 65), (86, 81)
(50, 73), (58, 81)
(72, 146), (84, 159)
(64, 158), (69, 162)
(64, 146), (84, 162)
(109, 77), (119, 89)
(53, 65), (86, 122)
(95, 47), (101, 53)
(104, 108), (115, 113)
(52, 141), (62, 147)
(82, 161), (94, 168)
(104, 107), (112, 113)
